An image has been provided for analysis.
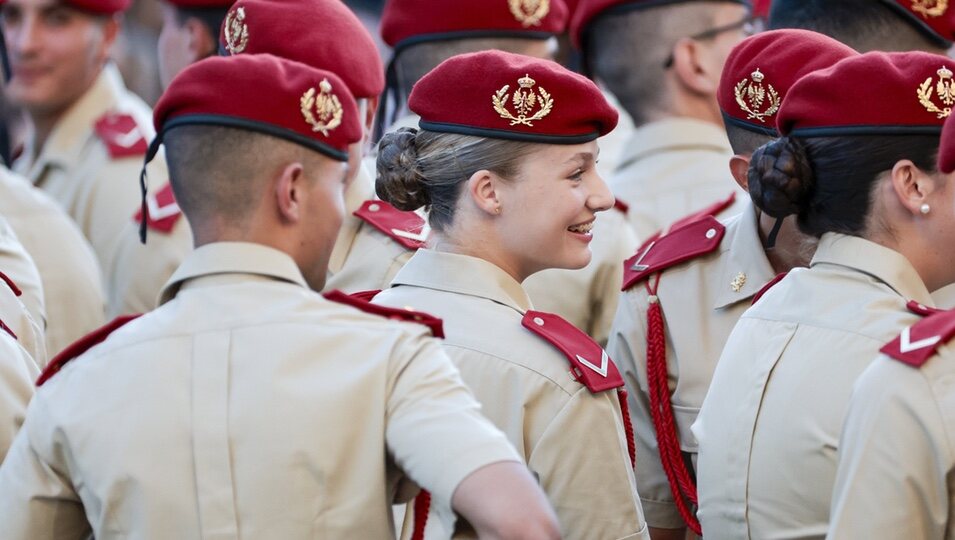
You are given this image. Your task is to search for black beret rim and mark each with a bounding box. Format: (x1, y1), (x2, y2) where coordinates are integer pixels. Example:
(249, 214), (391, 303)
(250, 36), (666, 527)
(721, 110), (779, 136)
(418, 120), (602, 144)
(876, 0), (952, 47)
(160, 114), (350, 161)
(787, 124), (944, 138)
(391, 29), (556, 56)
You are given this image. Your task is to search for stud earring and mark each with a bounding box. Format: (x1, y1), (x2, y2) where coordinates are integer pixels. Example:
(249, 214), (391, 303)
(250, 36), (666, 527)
(495, 207), (502, 214)
(920, 203), (931, 215)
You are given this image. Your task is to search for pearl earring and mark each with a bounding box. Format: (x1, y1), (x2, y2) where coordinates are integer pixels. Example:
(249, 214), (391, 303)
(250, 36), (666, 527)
(495, 207), (502, 214)
(920, 203), (931, 215)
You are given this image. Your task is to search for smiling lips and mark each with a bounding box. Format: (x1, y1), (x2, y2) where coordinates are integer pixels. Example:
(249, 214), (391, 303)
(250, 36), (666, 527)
(568, 220), (595, 235)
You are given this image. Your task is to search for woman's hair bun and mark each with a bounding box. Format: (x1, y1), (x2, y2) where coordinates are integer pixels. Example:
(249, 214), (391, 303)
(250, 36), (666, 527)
(747, 136), (815, 219)
(376, 127), (431, 211)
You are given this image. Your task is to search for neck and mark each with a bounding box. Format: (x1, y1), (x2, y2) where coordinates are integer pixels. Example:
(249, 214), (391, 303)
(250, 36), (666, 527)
(757, 212), (815, 274)
(27, 111), (64, 160)
(431, 229), (530, 283)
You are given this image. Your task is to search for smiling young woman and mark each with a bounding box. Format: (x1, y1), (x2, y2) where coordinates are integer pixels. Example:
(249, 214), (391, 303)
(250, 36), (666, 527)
(371, 50), (651, 540)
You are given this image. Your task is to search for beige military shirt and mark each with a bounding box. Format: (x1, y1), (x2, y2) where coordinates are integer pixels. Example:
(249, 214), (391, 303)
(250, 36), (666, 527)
(13, 63), (169, 297)
(0, 167), (105, 355)
(0, 217), (46, 365)
(606, 202), (777, 529)
(375, 249), (650, 540)
(610, 117), (745, 240)
(827, 330), (955, 540)
(0, 242), (521, 538)
(595, 89), (635, 181)
(693, 233), (934, 539)
(933, 282), (955, 308)
(0, 327), (37, 463)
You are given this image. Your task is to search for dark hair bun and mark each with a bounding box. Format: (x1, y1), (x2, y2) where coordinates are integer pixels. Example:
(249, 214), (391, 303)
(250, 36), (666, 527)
(376, 127), (431, 211)
(748, 136), (815, 219)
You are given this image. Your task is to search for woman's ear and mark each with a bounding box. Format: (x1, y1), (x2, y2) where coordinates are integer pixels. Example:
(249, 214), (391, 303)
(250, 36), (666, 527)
(466, 169), (502, 216)
(729, 154), (752, 192)
(890, 159), (939, 217)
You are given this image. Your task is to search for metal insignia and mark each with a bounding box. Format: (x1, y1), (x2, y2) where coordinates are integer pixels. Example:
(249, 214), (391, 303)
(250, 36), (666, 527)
(917, 65), (955, 119)
(224, 6), (249, 55)
(492, 74), (554, 127)
(508, 0), (550, 27)
(912, 0), (947, 17)
(731, 272), (746, 293)
(733, 68), (780, 123)
(301, 79), (344, 136)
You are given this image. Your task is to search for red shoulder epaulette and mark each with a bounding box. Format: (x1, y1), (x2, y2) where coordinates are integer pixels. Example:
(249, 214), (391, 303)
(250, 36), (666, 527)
(94, 113), (148, 158)
(521, 310), (623, 393)
(354, 200), (429, 250)
(323, 290), (444, 338)
(349, 289), (382, 302)
(907, 300), (944, 317)
(668, 191), (737, 232)
(881, 309), (955, 368)
(134, 183), (183, 233)
(36, 314), (142, 387)
(613, 198), (630, 215)
(751, 272), (788, 305)
(0, 270), (22, 297)
(622, 216), (725, 291)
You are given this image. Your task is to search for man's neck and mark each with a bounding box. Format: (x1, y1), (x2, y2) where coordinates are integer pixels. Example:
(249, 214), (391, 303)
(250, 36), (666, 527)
(758, 212), (816, 274)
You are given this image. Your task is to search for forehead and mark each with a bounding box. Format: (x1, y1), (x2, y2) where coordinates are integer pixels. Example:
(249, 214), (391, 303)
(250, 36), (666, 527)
(3, 0), (70, 11)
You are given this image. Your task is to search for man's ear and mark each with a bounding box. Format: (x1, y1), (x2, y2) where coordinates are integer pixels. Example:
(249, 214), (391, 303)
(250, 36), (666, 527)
(185, 17), (218, 62)
(729, 154), (751, 192)
(100, 16), (122, 63)
(275, 161), (306, 223)
(363, 96), (379, 137)
(889, 159), (938, 217)
(671, 37), (719, 96)
(466, 169), (502, 216)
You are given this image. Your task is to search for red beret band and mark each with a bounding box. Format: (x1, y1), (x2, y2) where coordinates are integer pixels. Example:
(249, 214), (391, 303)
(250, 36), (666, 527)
(165, 0), (235, 8)
(60, 0), (131, 14)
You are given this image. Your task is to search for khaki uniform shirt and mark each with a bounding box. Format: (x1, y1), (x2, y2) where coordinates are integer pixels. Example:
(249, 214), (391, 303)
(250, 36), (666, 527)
(13, 63), (169, 305)
(0, 217), (46, 365)
(0, 167), (105, 355)
(610, 117), (745, 240)
(375, 249), (650, 540)
(0, 327), (37, 462)
(933, 282), (955, 308)
(595, 89), (635, 182)
(0, 242), (520, 539)
(693, 233), (934, 540)
(606, 202), (777, 528)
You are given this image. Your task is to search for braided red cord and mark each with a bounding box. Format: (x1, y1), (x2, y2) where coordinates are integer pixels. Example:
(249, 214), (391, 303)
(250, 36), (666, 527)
(645, 278), (702, 536)
(617, 388), (636, 468)
(411, 490), (431, 540)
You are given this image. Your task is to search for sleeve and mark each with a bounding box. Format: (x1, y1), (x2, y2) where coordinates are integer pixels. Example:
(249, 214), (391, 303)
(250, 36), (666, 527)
(827, 359), (953, 540)
(0, 391), (91, 539)
(384, 334), (522, 508)
(528, 386), (649, 539)
(606, 288), (685, 529)
(0, 333), (36, 461)
(589, 213), (639, 346)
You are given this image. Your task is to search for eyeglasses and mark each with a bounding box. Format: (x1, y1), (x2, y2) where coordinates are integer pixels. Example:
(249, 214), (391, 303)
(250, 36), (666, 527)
(663, 14), (763, 69)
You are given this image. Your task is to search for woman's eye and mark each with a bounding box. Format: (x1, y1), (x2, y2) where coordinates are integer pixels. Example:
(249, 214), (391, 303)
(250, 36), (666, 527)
(569, 169), (584, 181)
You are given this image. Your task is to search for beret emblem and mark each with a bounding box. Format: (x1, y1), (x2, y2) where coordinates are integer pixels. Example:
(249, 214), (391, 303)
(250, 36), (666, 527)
(734, 68), (780, 123)
(918, 65), (955, 119)
(301, 78), (344, 136)
(912, 0), (948, 17)
(492, 74), (554, 127)
(508, 0), (550, 27)
(224, 6), (249, 54)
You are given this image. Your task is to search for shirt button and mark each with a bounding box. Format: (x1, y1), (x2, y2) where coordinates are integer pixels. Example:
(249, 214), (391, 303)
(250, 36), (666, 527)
(369, 203), (380, 212)
(533, 317), (545, 326)
(705, 228), (717, 239)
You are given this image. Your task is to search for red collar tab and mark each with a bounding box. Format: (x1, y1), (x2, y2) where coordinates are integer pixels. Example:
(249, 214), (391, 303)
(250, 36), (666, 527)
(94, 113), (148, 159)
(37, 314), (142, 387)
(323, 290), (444, 338)
(622, 216), (725, 291)
(0, 270), (22, 297)
(354, 200), (429, 250)
(881, 310), (955, 368)
(907, 300), (944, 317)
(521, 310), (623, 393)
(613, 198), (630, 215)
(668, 191), (737, 233)
(751, 272), (789, 305)
(134, 183), (183, 233)
(349, 289), (382, 303)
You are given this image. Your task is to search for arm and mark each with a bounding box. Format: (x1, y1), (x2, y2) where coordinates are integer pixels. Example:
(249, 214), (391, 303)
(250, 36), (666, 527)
(0, 333), (35, 461)
(452, 461), (560, 540)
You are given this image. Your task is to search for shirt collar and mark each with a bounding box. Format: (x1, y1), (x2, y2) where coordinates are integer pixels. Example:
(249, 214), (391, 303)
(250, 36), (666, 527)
(328, 163), (376, 274)
(713, 202), (779, 309)
(618, 117), (731, 169)
(390, 249), (533, 314)
(19, 64), (126, 177)
(159, 242), (308, 305)
(811, 233), (935, 306)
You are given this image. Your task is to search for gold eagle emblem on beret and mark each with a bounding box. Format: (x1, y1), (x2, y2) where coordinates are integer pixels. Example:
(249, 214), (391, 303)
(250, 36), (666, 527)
(912, 0), (947, 18)
(301, 79), (344, 136)
(224, 6), (249, 55)
(492, 74), (554, 127)
(917, 65), (954, 119)
(734, 68), (781, 123)
(508, 0), (550, 27)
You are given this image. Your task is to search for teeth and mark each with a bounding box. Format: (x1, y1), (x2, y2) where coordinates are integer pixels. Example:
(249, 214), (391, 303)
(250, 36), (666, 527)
(568, 221), (594, 234)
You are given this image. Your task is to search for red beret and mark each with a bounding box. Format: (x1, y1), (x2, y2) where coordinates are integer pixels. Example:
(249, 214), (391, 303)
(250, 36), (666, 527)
(571, 0), (750, 47)
(410, 50), (617, 143)
(154, 54), (362, 161)
(165, 0), (234, 7)
(778, 51), (955, 137)
(751, 0), (770, 17)
(59, 0), (130, 14)
(218, 0), (383, 99)
(881, 0), (955, 44)
(719, 29), (857, 135)
(381, 0), (569, 50)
